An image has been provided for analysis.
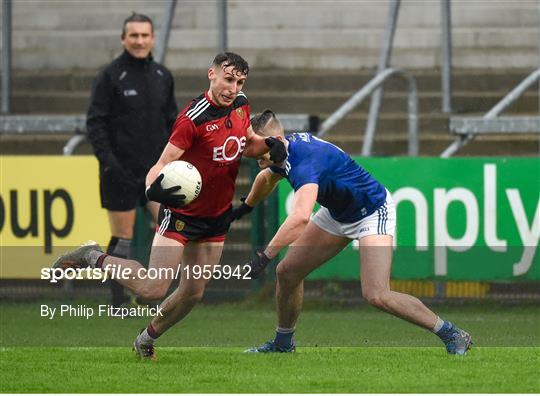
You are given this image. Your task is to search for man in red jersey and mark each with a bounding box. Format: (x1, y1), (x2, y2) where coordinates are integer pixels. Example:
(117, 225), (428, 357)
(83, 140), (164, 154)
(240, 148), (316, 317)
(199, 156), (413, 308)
(52, 53), (287, 360)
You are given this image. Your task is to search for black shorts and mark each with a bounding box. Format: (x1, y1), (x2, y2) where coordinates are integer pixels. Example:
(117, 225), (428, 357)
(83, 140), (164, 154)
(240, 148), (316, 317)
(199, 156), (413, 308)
(156, 205), (232, 244)
(99, 167), (147, 211)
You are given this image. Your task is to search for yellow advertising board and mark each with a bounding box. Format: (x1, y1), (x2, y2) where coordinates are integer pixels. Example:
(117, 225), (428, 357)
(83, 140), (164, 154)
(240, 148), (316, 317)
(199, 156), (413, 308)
(0, 156), (110, 278)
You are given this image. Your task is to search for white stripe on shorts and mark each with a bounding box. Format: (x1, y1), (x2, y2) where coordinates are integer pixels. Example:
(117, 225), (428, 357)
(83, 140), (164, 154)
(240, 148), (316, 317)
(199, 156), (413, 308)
(311, 190), (396, 240)
(158, 208), (171, 235)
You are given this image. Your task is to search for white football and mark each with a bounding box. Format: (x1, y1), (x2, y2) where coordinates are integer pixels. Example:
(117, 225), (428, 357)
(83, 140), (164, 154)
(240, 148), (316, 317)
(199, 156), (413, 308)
(159, 160), (202, 205)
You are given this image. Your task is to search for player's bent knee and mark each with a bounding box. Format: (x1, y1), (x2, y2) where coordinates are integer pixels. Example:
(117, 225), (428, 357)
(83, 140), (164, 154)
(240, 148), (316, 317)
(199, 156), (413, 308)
(139, 288), (167, 300)
(180, 290), (205, 306)
(276, 264), (301, 287)
(138, 281), (169, 300)
(362, 289), (389, 309)
(365, 295), (385, 309)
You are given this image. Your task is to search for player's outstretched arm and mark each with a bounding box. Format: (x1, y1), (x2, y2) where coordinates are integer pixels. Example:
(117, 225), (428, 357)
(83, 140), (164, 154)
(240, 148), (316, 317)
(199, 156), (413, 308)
(229, 168), (282, 221)
(264, 183), (318, 259)
(244, 183), (317, 278)
(247, 169), (283, 206)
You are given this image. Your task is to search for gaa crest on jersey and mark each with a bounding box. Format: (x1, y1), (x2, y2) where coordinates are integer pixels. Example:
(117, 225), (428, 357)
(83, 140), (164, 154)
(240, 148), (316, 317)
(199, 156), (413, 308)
(236, 108), (244, 119)
(175, 220), (185, 232)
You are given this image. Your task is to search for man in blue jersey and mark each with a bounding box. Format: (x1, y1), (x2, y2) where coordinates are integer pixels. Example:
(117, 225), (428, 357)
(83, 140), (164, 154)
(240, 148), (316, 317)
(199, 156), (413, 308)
(232, 110), (472, 355)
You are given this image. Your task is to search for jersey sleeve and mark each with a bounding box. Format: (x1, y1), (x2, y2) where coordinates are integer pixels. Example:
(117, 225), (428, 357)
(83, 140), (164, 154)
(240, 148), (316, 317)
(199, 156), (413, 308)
(169, 115), (198, 151)
(289, 161), (321, 191)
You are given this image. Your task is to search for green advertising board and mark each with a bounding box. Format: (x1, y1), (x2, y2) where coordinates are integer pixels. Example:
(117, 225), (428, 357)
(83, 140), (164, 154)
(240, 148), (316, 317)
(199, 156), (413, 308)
(277, 158), (539, 281)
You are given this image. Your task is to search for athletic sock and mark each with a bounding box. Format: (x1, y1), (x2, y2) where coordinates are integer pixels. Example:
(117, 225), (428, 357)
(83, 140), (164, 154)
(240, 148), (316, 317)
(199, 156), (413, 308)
(90, 250), (107, 268)
(274, 327), (295, 348)
(140, 323), (160, 342)
(434, 318), (455, 341)
(112, 237), (132, 258)
(138, 330), (154, 344)
(432, 316), (445, 333)
(107, 237), (132, 307)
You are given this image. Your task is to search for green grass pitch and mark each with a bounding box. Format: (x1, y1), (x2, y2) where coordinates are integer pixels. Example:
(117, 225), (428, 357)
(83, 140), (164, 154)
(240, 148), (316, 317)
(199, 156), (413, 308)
(1, 302), (539, 392)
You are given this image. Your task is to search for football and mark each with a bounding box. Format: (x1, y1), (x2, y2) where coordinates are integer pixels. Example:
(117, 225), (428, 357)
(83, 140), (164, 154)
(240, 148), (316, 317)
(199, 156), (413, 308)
(159, 160), (202, 205)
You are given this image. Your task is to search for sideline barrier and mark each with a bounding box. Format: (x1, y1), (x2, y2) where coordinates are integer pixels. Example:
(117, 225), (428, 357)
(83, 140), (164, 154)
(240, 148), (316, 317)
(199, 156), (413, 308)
(0, 156), (110, 278)
(1, 156), (538, 283)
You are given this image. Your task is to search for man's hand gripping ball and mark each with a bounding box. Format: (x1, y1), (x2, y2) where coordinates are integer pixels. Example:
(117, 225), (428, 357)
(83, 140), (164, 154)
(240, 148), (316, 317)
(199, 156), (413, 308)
(145, 174), (186, 208)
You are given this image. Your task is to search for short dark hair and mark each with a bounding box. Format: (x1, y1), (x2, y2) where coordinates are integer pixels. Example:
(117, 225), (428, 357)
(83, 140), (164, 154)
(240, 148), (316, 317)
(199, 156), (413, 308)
(122, 13), (154, 39)
(251, 109), (280, 134)
(212, 52), (249, 76)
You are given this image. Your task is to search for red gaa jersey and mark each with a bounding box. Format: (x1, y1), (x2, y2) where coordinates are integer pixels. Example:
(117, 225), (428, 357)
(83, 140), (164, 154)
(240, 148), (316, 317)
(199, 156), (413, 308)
(168, 91), (250, 217)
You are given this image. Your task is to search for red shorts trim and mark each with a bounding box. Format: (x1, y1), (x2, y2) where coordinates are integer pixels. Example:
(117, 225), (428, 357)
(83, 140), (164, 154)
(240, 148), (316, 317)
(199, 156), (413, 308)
(159, 229), (226, 246)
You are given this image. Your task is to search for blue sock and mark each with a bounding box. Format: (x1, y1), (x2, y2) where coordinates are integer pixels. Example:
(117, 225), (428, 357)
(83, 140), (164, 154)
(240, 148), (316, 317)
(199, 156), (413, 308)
(435, 320), (455, 342)
(274, 328), (295, 347)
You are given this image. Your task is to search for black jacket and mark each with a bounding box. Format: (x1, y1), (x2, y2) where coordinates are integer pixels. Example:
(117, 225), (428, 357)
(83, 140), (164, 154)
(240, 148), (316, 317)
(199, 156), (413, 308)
(86, 50), (178, 175)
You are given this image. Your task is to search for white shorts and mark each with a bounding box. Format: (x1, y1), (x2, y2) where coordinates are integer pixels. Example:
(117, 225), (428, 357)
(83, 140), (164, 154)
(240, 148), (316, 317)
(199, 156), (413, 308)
(311, 190), (396, 240)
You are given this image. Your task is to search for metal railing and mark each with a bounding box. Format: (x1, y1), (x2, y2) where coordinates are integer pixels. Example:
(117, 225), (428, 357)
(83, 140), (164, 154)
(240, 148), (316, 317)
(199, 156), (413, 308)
(440, 0), (453, 113)
(441, 68), (540, 158)
(154, 0), (178, 64)
(0, 114), (85, 134)
(1, 0), (12, 114)
(317, 67), (419, 156)
(0, 114), (86, 155)
(217, 0), (228, 53)
(0, 113), (318, 155)
(364, 0), (452, 156)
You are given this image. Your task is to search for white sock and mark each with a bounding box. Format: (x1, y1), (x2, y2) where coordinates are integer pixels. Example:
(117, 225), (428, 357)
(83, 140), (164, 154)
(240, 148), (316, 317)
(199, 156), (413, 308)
(138, 329), (156, 344)
(432, 316), (445, 333)
(276, 327), (295, 334)
(88, 250), (104, 267)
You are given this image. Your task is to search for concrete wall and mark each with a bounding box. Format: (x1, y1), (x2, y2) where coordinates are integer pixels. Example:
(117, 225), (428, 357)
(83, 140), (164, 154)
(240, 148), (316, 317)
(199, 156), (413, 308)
(5, 0), (540, 70)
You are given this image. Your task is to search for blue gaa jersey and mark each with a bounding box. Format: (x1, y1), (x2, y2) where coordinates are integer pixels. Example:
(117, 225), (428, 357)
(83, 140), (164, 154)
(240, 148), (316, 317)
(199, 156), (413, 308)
(270, 133), (387, 223)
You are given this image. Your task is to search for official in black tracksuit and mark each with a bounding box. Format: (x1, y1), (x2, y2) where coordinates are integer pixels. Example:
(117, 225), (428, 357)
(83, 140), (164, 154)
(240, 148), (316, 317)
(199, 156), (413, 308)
(86, 13), (178, 307)
(87, 49), (177, 210)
